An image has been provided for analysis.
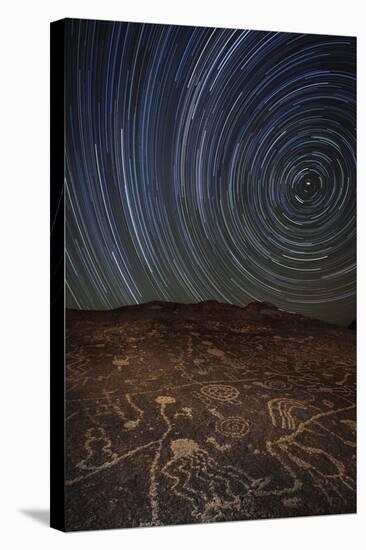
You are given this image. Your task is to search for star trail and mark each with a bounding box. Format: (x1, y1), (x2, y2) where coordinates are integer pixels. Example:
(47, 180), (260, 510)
(65, 19), (356, 324)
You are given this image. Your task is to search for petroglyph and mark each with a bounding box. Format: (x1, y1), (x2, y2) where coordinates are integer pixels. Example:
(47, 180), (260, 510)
(200, 384), (240, 403)
(216, 417), (250, 438)
(268, 398), (307, 430)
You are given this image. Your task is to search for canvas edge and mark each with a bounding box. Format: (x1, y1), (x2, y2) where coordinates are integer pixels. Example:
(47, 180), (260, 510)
(50, 18), (66, 532)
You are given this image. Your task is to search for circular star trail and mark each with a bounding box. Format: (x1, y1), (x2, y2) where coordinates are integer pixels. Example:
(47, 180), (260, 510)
(65, 19), (356, 324)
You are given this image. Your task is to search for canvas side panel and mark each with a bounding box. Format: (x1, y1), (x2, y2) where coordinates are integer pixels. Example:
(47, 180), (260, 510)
(50, 18), (66, 532)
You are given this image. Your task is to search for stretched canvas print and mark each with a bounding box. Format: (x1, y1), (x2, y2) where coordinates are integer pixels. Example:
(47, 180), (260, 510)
(50, 18), (356, 531)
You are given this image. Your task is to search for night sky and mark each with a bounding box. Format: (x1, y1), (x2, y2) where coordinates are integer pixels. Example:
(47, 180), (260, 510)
(65, 19), (356, 325)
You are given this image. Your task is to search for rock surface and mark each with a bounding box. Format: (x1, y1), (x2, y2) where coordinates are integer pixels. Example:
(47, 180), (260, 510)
(65, 301), (356, 530)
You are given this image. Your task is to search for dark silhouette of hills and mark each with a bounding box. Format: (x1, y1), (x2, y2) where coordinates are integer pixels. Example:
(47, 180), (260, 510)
(67, 300), (343, 332)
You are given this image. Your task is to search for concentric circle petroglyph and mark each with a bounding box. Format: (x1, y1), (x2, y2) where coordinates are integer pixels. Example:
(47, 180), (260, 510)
(200, 384), (239, 402)
(216, 417), (250, 438)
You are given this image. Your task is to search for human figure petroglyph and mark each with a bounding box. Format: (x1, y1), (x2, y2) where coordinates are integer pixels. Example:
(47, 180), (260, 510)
(161, 438), (270, 522)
